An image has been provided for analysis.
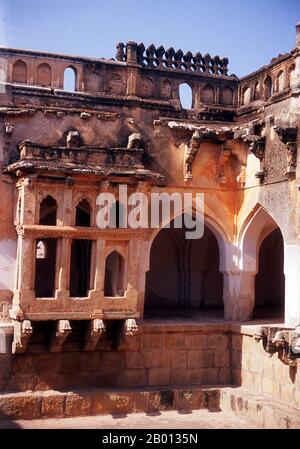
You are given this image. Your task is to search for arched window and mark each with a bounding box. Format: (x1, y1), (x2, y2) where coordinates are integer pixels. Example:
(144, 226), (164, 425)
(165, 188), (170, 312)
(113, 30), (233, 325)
(12, 60), (27, 83)
(276, 71), (285, 92)
(36, 240), (47, 259)
(69, 239), (92, 297)
(220, 86), (233, 105)
(179, 83), (193, 109)
(104, 251), (126, 297)
(264, 75), (273, 100)
(242, 86), (251, 105)
(35, 238), (57, 298)
(37, 63), (52, 87)
(254, 81), (260, 100)
(64, 67), (76, 91)
(75, 199), (91, 227)
(39, 196), (57, 226)
(200, 84), (214, 104)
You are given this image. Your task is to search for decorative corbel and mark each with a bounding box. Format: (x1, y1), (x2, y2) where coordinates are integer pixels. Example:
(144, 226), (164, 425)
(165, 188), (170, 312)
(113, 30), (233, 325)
(12, 320), (33, 354)
(273, 126), (298, 179)
(83, 319), (106, 351)
(50, 319), (72, 353)
(184, 130), (202, 181)
(123, 318), (139, 336)
(216, 147), (232, 184)
(127, 132), (142, 149)
(247, 136), (266, 183)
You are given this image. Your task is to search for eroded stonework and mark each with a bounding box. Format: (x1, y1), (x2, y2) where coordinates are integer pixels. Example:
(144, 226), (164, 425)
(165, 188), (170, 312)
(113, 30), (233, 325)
(0, 23), (300, 422)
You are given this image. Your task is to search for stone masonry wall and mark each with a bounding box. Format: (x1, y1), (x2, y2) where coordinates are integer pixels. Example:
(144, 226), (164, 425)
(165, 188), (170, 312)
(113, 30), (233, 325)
(0, 322), (231, 393)
(231, 325), (300, 410)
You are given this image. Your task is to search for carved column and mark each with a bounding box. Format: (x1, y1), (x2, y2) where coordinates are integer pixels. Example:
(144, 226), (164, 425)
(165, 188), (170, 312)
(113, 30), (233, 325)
(89, 239), (105, 301)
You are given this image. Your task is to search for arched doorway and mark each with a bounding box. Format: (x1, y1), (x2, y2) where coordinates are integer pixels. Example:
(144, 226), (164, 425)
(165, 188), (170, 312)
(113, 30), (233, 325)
(240, 205), (285, 321)
(254, 228), (285, 319)
(144, 218), (224, 318)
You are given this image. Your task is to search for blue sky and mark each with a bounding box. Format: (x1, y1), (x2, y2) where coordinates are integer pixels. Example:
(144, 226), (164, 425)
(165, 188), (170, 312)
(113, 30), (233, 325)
(0, 0), (299, 76)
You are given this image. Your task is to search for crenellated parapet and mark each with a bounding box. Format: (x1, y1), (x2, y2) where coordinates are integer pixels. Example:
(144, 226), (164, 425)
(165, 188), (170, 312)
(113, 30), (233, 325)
(117, 41), (230, 75)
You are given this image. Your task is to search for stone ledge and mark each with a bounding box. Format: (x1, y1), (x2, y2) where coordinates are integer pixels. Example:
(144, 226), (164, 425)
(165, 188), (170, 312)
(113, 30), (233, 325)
(220, 387), (300, 429)
(0, 385), (222, 420)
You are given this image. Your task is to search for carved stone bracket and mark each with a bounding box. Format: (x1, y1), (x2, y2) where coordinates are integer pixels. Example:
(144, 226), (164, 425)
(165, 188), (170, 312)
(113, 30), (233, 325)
(184, 131), (202, 181)
(83, 319), (106, 351)
(254, 325), (300, 367)
(274, 126), (298, 179)
(12, 320), (33, 354)
(123, 318), (139, 336)
(50, 319), (72, 353)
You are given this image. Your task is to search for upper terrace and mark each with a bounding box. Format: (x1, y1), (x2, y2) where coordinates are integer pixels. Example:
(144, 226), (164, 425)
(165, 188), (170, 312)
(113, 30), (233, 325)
(0, 32), (299, 122)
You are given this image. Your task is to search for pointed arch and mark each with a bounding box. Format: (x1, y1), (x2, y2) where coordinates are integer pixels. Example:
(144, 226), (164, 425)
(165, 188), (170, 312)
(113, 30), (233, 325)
(200, 83), (214, 104)
(104, 250), (126, 297)
(12, 60), (27, 83)
(64, 66), (77, 91)
(39, 195), (57, 226)
(179, 83), (193, 109)
(75, 198), (91, 227)
(37, 62), (52, 87)
(264, 75), (273, 100)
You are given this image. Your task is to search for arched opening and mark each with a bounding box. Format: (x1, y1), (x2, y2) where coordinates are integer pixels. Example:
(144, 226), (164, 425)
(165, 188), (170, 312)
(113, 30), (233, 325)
(276, 70), (285, 92)
(69, 239), (92, 297)
(264, 75), (273, 100)
(254, 81), (260, 100)
(37, 63), (52, 87)
(64, 67), (76, 91)
(242, 86), (251, 105)
(161, 79), (172, 99)
(254, 228), (285, 319)
(145, 217), (224, 318)
(75, 199), (91, 227)
(240, 205), (285, 321)
(179, 83), (193, 109)
(220, 86), (233, 105)
(104, 251), (126, 297)
(39, 196), (57, 226)
(200, 84), (214, 104)
(34, 238), (57, 298)
(12, 60), (27, 83)
(85, 71), (100, 92)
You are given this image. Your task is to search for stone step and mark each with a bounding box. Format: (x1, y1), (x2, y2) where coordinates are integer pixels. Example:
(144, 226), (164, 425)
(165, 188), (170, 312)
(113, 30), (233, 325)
(221, 387), (300, 429)
(0, 385), (299, 428)
(0, 385), (222, 420)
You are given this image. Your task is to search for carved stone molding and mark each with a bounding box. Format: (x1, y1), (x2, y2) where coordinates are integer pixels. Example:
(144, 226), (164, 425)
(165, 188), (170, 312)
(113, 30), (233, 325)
(274, 126), (298, 179)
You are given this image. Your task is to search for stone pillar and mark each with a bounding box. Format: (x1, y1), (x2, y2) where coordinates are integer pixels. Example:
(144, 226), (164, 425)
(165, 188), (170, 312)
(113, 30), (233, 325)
(284, 244), (300, 327)
(56, 237), (71, 300)
(126, 41), (138, 64)
(90, 239), (105, 299)
(10, 236), (35, 319)
(222, 270), (257, 321)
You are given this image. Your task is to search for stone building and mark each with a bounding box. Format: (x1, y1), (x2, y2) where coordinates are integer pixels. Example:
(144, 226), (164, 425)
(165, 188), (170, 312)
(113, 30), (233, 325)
(0, 23), (299, 427)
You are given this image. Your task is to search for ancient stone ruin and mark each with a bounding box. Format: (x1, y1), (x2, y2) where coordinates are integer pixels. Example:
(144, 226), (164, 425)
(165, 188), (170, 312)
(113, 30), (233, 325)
(0, 23), (300, 428)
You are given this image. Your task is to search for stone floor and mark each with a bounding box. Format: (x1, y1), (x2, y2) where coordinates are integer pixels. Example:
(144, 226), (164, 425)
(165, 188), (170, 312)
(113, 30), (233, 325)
(0, 409), (259, 429)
